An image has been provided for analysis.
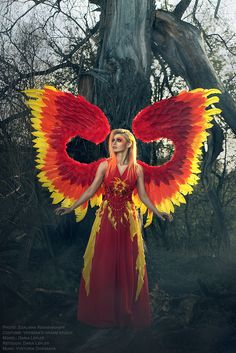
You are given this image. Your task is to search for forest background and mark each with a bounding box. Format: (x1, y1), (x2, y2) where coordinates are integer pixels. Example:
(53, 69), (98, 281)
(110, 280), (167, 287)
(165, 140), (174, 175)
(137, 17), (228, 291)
(0, 1), (236, 352)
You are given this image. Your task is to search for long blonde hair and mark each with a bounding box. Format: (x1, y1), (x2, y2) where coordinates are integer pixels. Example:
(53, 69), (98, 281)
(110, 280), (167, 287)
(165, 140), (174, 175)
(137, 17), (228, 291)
(106, 129), (138, 178)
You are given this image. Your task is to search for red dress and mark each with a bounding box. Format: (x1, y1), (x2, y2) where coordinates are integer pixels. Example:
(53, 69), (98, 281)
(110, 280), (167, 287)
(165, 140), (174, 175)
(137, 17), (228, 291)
(77, 165), (152, 328)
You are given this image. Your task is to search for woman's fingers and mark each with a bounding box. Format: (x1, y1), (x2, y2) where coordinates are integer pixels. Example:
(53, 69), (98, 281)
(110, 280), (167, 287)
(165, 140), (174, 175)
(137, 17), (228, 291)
(158, 214), (165, 221)
(160, 212), (173, 222)
(54, 208), (60, 215)
(55, 207), (65, 216)
(167, 214), (173, 222)
(164, 213), (173, 222)
(55, 207), (72, 216)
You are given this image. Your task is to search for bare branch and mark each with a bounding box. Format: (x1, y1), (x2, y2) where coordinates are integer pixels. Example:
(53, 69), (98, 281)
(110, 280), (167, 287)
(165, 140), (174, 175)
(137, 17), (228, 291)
(152, 10), (236, 134)
(0, 3), (38, 34)
(206, 33), (236, 56)
(214, 0), (222, 19)
(61, 21), (100, 60)
(173, 0), (193, 19)
(0, 61), (82, 98)
(192, 0), (201, 28)
(89, 0), (103, 6)
(0, 110), (29, 128)
(151, 45), (174, 97)
(190, 0), (215, 51)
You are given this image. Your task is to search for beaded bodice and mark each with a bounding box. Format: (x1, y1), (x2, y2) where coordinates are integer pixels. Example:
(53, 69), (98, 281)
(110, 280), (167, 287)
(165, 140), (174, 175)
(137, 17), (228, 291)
(103, 165), (137, 213)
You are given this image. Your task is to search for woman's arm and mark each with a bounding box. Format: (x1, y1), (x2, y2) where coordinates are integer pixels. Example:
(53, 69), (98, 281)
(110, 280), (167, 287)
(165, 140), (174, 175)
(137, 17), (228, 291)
(136, 165), (173, 222)
(54, 160), (108, 216)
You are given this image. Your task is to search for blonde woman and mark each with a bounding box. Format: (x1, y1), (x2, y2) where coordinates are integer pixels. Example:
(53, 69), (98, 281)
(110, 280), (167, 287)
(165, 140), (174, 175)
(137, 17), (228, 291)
(24, 85), (217, 329)
(55, 129), (172, 328)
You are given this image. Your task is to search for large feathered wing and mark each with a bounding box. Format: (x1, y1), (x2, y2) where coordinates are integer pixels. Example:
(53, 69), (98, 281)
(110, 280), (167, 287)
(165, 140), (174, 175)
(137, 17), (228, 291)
(23, 85), (110, 221)
(132, 88), (221, 227)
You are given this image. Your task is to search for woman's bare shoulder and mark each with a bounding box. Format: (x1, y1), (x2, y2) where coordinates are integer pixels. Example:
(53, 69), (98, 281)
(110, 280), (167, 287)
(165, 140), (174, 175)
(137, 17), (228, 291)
(98, 159), (109, 172)
(136, 163), (143, 177)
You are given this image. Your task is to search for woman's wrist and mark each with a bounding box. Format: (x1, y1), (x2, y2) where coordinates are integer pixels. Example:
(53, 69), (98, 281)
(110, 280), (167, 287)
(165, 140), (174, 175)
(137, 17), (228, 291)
(155, 209), (166, 221)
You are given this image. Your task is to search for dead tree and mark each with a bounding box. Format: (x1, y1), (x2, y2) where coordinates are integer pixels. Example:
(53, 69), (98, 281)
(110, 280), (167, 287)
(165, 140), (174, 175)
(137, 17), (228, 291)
(1, 0), (235, 249)
(88, 0), (233, 248)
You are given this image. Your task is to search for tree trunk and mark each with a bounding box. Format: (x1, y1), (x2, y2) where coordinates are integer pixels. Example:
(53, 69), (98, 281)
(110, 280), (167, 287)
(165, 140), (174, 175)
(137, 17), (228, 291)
(93, 0), (154, 132)
(152, 10), (236, 134)
(152, 9), (232, 249)
(88, 3), (231, 249)
(201, 125), (230, 249)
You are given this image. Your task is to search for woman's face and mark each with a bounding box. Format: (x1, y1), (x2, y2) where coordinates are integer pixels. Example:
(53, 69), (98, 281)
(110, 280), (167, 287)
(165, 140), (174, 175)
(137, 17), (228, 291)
(111, 133), (130, 153)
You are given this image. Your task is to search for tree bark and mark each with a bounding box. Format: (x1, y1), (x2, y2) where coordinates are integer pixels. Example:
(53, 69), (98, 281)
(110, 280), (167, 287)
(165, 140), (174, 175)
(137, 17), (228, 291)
(93, 0), (154, 132)
(201, 124), (230, 249)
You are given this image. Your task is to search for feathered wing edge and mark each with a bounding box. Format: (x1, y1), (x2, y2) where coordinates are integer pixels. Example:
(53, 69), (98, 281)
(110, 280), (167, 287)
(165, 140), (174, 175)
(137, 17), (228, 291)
(23, 85), (110, 222)
(131, 88), (222, 227)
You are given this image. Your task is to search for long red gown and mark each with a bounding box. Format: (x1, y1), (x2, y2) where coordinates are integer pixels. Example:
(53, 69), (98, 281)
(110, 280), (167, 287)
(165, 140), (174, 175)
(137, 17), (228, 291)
(77, 165), (152, 328)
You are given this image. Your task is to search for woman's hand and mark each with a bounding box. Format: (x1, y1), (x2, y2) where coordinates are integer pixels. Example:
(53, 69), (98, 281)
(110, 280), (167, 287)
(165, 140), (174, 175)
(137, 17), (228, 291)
(156, 211), (173, 222)
(54, 207), (72, 216)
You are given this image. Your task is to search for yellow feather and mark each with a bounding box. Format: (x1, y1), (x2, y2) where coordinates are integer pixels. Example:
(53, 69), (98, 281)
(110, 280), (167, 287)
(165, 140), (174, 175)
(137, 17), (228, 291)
(22, 88), (43, 94)
(37, 175), (48, 183)
(90, 195), (97, 208)
(31, 124), (42, 131)
(75, 204), (88, 222)
(96, 194), (103, 206)
(140, 202), (147, 215)
(179, 184), (193, 195)
(190, 88), (204, 94)
(44, 85), (58, 91)
(30, 117), (40, 124)
(205, 108), (222, 116)
(61, 198), (73, 208)
(35, 164), (43, 170)
(41, 182), (51, 188)
(27, 98), (45, 107)
(165, 198), (174, 213)
(23, 92), (43, 99)
(37, 171), (46, 178)
(205, 123), (214, 129)
(50, 192), (65, 204)
(82, 202), (106, 295)
(156, 204), (163, 212)
(144, 210), (153, 228)
(132, 193), (142, 209)
(31, 131), (45, 137)
(31, 111), (43, 119)
(204, 96), (220, 106)
(187, 174), (199, 185)
(158, 201), (166, 213)
(204, 88), (221, 96)
(171, 194), (181, 206)
(201, 131), (210, 138)
(191, 167), (201, 174)
(28, 104), (43, 113)
(35, 158), (44, 163)
(175, 192), (186, 204)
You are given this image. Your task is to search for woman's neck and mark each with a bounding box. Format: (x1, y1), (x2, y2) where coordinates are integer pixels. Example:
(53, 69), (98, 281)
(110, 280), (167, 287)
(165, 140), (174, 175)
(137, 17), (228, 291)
(116, 151), (129, 165)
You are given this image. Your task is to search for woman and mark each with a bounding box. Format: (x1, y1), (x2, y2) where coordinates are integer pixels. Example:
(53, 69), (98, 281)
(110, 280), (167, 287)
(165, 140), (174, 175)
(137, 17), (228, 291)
(55, 129), (173, 328)
(24, 85), (219, 328)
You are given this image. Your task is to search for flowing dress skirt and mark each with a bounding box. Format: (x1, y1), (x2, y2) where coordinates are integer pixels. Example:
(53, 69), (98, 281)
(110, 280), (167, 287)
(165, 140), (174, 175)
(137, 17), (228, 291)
(77, 203), (152, 328)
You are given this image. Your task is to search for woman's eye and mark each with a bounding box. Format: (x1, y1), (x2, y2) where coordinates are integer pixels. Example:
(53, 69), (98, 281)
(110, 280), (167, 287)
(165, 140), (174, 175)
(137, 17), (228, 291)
(117, 138), (122, 142)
